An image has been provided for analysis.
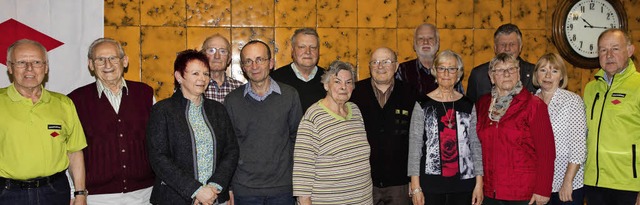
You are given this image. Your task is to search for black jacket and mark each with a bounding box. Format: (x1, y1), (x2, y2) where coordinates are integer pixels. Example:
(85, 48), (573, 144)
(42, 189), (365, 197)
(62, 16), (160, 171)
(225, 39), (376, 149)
(147, 89), (239, 204)
(467, 57), (536, 102)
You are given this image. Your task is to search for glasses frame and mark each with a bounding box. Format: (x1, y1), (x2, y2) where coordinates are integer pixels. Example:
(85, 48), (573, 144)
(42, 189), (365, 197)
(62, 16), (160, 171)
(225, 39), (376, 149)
(242, 57), (270, 67)
(435, 66), (459, 73)
(10, 60), (47, 69)
(491, 66), (519, 76)
(204, 47), (229, 55)
(93, 56), (121, 67)
(369, 59), (396, 67)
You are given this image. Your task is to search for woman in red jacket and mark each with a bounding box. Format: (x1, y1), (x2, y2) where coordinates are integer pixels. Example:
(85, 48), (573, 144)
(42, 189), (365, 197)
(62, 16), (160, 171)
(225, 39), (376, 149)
(475, 53), (556, 205)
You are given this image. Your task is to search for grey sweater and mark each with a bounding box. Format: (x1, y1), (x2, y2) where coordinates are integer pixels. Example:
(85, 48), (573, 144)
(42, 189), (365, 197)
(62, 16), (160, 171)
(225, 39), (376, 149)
(224, 81), (303, 196)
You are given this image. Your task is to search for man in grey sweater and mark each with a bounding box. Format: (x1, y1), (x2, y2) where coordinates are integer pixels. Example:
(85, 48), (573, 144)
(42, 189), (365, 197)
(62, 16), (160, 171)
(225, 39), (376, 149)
(224, 40), (302, 205)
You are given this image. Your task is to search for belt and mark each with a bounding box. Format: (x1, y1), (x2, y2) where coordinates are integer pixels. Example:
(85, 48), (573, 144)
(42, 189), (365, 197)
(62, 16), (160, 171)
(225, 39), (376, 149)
(0, 171), (66, 189)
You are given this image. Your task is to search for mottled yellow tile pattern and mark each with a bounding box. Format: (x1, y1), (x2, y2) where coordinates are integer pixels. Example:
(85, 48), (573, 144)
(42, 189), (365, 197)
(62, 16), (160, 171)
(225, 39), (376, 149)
(105, 0), (640, 100)
(186, 0), (231, 26)
(105, 0), (140, 26)
(140, 26), (186, 98)
(317, 0), (357, 27)
(398, 0), (435, 28)
(358, 0), (397, 28)
(275, 0), (317, 27)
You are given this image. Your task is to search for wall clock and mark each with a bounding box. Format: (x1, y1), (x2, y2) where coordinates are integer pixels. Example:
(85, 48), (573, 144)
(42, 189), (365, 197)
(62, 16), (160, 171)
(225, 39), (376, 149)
(552, 0), (627, 68)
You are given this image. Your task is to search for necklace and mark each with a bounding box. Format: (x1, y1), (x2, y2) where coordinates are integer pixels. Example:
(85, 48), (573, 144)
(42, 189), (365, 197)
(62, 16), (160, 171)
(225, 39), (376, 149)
(441, 100), (455, 129)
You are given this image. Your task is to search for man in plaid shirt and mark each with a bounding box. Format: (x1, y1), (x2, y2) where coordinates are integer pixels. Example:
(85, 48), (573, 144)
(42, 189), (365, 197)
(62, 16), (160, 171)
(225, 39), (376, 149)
(201, 34), (244, 103)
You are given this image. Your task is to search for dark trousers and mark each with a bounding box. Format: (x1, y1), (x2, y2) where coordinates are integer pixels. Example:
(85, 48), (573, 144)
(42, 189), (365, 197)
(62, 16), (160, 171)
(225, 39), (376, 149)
(373, 184), (412, 205)
(423, 191), (472, 205)
(548, 187), (585, 205)
(585, 185), (638, 205)
(234, 192), (295, 205)
(483, 197), (529, 205)
(0, 173), (70, 205)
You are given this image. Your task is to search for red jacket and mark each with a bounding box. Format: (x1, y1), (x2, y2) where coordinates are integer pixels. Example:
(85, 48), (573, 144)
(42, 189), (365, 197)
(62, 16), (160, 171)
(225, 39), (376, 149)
(476, 89), (555, 200)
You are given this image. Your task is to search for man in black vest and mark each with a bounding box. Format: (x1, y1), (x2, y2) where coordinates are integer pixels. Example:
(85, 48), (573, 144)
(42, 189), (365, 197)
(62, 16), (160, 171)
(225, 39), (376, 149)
(271, 28), (326, 112)
(68, 38), (155, 204)
(467, 23), (536, 102)
(351, 47), (417, 204)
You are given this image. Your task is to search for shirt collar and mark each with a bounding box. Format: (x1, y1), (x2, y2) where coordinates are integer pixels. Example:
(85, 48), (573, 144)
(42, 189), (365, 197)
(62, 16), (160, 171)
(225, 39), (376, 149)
(291, 63), (318, 82)
(416, 59), (431, 75)
(96, 78), (128, 98)
(8, 84), (50, 103)
(243, 77), (281, 100)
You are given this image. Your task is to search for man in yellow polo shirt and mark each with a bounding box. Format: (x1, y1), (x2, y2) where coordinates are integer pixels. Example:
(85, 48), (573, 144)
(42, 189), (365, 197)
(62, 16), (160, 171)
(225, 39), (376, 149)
(0, 39), (88, 205)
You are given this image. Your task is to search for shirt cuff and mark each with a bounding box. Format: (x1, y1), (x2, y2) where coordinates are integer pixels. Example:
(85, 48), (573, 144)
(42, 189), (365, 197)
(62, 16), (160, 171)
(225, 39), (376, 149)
(208, 182), (223, 192)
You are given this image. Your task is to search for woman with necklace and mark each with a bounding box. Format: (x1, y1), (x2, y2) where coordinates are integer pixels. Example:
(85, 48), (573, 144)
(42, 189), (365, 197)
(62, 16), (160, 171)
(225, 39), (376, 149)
(408, 50), (484, 205)
(533, 53), (586, 205)
(475, 53), (555, 205)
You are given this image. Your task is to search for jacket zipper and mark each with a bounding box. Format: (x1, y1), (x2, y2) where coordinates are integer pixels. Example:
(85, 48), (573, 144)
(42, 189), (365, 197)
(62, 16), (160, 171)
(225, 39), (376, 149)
(594, 75), (613, 186)
(633, 144), (637, 178)
(590, 93), (600, 120)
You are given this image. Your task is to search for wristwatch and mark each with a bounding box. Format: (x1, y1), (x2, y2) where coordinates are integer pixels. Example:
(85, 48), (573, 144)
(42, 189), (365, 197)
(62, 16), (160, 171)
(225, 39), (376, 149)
(74, 189), (89, 196)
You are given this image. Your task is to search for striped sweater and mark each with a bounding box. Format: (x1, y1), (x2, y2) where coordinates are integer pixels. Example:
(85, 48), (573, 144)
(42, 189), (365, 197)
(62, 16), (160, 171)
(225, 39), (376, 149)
(293, 101), (373, 204)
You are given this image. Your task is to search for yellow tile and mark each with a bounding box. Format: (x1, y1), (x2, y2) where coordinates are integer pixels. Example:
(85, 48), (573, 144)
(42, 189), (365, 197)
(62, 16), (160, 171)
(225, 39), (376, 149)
(274, 28), (295, 69)
(186, 0), (231, 26)
(512, 0), (546, 29)
(397, 28), (415, 63)
(316, 28), (358, 70)
(357, 0), (398, 28)
(231, 0), (274, 27)
(140, 0), (185, 26)
(140, 26), (187, 100)
(472, 29), (495, 67)
(275, 0), (317, 27)
(521, 29), (547, 64)
(439, 29), (474, 89)
(397, 0), (435, 28)
(105, 0), (140, 26)
(186, 27), (232, 51)
(105, 26), (142, 81)
(317, 0), (357, 27)
(357, 29), (398, 80)
(546, 0), (558, 30)
(437, 0), (473, 29)
(625, 0), (640, 30)
(474, 0), (509, 29)
(230, 27), (275, 82)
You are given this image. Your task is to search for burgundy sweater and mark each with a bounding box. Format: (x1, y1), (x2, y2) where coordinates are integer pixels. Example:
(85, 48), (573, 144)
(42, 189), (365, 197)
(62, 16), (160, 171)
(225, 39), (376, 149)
(68, 81), (155, 194)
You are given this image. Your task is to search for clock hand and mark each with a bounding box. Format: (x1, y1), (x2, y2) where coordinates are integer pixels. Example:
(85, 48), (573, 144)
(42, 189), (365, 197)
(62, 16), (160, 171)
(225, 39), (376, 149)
(581, 17), (595, 28)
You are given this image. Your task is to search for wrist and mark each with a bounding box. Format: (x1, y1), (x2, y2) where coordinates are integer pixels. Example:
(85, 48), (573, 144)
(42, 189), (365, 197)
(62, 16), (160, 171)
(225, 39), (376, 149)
(409, 187), (422, 197)
(73, 189), (89, 197)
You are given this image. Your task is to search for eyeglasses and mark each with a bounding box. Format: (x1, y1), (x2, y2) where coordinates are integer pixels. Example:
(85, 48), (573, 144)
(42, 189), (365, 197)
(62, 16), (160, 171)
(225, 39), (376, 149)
(435, 66), (458, 73)
(10, 60), (46, 69)
(204, 47), (229, 55)
(369, 59), (396, 67)
(491, 67), (519, 75)
(93, 56), (121, 66)
(242, 57), (270, 67)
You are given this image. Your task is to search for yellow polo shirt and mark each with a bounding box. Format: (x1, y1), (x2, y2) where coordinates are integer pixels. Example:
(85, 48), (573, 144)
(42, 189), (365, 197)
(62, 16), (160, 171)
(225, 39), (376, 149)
(0, 84), (87, 180)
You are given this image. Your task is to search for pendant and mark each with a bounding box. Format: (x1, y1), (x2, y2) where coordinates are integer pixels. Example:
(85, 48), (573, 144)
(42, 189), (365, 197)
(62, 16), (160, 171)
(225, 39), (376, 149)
(447, 122), (453, 129)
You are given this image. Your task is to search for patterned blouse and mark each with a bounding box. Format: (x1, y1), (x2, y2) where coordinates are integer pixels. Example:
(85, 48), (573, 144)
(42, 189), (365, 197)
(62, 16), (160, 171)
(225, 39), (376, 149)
(536, 88), (587, 192)
(188, 100), (215, 184)
(293, 101), (373, 205)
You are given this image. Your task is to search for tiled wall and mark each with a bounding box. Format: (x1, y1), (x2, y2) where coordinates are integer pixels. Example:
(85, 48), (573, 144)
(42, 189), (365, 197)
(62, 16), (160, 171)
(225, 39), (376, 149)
(105, 0), (640, 100)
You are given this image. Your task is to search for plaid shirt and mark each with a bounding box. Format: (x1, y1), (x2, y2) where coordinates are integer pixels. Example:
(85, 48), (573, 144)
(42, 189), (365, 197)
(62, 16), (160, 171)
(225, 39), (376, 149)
(204, 75), (244, 103)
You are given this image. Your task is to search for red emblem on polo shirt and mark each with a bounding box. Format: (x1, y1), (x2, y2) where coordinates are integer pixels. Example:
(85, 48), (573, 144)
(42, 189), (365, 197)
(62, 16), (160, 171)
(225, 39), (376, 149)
(51, 132), (59, 137)
(611, 99), (621, 105)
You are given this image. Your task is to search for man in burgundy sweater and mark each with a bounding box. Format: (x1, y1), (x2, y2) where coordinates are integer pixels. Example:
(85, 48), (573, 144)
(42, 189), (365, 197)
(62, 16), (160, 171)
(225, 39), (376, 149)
(68, 38), (155, 204)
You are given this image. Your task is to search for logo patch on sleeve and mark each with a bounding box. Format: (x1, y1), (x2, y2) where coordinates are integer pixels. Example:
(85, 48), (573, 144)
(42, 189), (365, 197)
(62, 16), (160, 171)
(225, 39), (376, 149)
(48, 124), (62, 130)
(50, 132), (59, 137)
(611, 93), (626, 98)
(611, 99), (621, 105)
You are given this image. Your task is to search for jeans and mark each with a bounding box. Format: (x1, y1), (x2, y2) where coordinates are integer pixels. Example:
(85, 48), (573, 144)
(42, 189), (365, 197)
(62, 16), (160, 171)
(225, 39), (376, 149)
(234, 192), (295, 205)
(0, 174), (70, 205)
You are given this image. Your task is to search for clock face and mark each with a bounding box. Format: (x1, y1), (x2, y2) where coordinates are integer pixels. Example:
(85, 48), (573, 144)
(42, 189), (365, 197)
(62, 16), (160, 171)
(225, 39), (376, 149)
(565, 0), (621, 58)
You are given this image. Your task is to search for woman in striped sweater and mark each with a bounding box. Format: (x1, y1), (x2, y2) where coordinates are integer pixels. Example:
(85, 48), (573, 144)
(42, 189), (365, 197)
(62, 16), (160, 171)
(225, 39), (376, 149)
(292, 60), (373, 205)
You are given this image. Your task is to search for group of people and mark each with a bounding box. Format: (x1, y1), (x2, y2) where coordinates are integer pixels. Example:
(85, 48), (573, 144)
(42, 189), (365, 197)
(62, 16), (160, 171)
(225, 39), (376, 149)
(0, 22), (638, 205)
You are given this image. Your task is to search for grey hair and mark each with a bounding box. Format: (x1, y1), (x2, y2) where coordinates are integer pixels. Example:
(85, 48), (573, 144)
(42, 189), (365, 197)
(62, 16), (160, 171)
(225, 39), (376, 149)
(489, 53), (520, 72)
(321, 60), (356, 85)
(414, 23), (440, 45)
(598, 28), (633, 46)
(7, 39), (48, 65)
(87, 38), (125, 59)
(200, 33), (231, 52)
(432, 50), (464, 81)
(291, 28), (320, 46)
